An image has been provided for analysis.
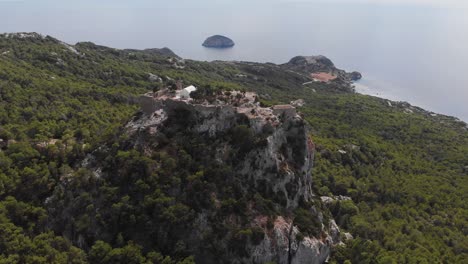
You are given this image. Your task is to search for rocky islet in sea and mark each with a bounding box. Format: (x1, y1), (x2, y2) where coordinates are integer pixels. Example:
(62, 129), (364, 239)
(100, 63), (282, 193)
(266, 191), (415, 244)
(202, 35), (235, 48)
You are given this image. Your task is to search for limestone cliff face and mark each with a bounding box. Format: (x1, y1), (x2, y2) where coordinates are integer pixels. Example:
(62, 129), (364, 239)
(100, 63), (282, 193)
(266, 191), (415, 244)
(249, 216), (332, 264)
(125, 91), (340, 263)
(130, 93), (314, 209)
(52, 90), (340, 263)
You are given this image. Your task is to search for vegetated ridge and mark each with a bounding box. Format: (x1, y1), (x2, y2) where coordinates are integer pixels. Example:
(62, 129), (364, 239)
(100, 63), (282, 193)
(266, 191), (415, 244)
(0, 32), (466, 263)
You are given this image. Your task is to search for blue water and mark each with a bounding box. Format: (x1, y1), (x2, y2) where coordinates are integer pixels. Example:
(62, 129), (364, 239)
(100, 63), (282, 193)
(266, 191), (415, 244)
(1, 0), (467, 121)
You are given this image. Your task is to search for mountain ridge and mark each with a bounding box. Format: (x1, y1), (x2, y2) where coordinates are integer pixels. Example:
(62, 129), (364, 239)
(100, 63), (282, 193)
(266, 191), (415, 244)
(0, 33), (466, 263)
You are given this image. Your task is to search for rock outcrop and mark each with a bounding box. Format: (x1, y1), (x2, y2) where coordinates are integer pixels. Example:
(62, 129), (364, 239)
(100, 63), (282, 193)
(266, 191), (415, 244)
(348, 71), (362, 81)
(0, 32), (45, 39)
(287, 56), (335, 71)
(250, 216), (332, 264)
(282, 55), (362, 86)
(50, 88), (342, 263)
(143, 47), (178, 57)
(291, 99), (306, 107)
(124, 47), (179, 58)
(131, 91), (314, 209)
(126, 90), (340, 262)
(202, 35), (235, 48)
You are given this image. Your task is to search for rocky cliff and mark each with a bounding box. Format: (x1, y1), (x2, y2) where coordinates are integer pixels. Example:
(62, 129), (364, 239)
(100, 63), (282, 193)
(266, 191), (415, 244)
(125, 90), (340, 263)
(131, 91), (314, 209)
(46, 89), (342, 263)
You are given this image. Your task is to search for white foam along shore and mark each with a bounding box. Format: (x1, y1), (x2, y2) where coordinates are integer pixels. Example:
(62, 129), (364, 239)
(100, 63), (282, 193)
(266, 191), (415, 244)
(352, 78), (428, 111)
(353, 80), (402, 102)
(353, 79), (468, 124)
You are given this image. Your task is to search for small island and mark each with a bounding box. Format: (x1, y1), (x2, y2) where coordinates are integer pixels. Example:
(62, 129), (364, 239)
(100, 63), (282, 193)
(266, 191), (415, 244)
(202, 35), (235, 48)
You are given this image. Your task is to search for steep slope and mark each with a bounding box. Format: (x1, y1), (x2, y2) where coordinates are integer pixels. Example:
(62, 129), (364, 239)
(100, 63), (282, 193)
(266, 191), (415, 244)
(46, 89), (340, 263)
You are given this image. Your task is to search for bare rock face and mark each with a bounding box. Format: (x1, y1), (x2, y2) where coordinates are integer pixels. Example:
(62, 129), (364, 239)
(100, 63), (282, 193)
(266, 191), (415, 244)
(66, 90), (343, 263)
(148, 73), (162, 82)
(131, 92), (314, 209)
(202, 35), (235, 48)
(128, 92), (342, 262)
(250, 216), (332, 264)
(291, 99), (306, 107)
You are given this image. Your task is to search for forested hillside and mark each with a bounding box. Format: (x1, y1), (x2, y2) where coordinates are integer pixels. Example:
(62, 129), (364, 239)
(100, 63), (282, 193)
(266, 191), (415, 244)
(0, 33), (466, 263)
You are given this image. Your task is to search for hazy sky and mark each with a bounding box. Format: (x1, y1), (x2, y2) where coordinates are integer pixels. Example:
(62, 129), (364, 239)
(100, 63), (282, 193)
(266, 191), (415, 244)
(0, 0), (467, 8)
(283, 0), (468, 8)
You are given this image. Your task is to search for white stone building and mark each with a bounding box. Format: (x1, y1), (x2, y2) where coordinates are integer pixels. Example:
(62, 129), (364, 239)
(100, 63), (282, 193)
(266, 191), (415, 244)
(180, 85), (197, 99)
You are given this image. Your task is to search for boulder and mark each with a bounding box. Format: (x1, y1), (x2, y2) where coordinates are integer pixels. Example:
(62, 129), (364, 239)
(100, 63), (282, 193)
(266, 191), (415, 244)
(291, 99), (306, 107)
(348, 71), (362, 81)
(148, 73), (162, 82)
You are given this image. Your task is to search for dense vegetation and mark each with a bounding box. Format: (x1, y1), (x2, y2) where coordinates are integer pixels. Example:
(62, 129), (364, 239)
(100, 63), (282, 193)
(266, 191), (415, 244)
(0, 33), (467, 263)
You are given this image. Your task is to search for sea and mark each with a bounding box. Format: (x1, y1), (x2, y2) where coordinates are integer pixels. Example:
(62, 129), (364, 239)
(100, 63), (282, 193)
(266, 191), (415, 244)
(1, 0), (467, 122)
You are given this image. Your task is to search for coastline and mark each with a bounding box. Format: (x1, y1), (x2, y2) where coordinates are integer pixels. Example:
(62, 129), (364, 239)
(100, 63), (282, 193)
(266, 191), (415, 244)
(353, 78), (468, 124)
(353, 80), (401, 102)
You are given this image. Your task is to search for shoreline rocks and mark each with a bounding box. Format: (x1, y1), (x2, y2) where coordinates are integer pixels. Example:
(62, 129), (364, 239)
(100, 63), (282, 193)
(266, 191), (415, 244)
(281, 55), (362, 87)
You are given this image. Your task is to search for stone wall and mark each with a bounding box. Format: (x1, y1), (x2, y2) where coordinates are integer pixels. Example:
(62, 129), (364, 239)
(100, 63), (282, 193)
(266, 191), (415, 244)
(272, 105), (297, 119)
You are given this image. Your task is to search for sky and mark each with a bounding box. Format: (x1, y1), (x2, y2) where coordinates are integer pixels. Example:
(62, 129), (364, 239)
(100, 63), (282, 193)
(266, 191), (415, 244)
(283, 0), (468, 8)
(0, 0), (467, 8)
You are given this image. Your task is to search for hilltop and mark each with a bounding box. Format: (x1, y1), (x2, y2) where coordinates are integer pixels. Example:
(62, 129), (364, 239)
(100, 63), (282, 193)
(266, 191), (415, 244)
(283, 56), (362, 85)
(71, 86), (336, 263)
(0, 33), (466, 263)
